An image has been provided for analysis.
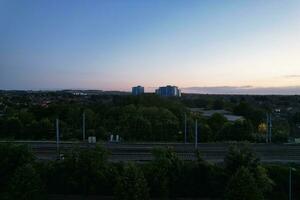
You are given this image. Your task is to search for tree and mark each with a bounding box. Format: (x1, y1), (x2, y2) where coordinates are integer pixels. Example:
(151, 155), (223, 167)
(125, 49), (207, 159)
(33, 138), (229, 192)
(30, 118), (53, 139)
(178, 152), (226, 198)
(18, 109), (35, 125)
(199, 123), (213, 142)
(115, 163), (149, 200)
(95, 126), (108, 141)
(65, 145), (110, 194)
(6, 164), (44, 200)
(106, 105), (180, 142)
(208, 113), (228, 140)
(224, 145), (273, 195)
(258, 123), (267, 134)
(272, 120), (290, 142)
(145, 148), (183, 198)
(3, 117), (23, 139)
(224, 145), (259, 174)
(233, 101), (265, 128)
(225, 167), (263, 200)
(85, 108), (97, 129)
(212, 99), (224, 110)
(292, 112), (300, 124)
(233, 101), (251, 116)
(0, 144), (34, 194)
(219, 120), (254, 141)
(46, 145), (113, 195)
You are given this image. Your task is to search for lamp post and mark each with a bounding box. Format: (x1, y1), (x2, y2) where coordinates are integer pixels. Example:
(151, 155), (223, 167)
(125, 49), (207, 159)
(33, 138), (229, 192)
(195, 120), (198, 149)
(269, 113), (272, 143)
(82, 111), (86, 141)
(266, 113), (272, 143)
(56, 118), (60, 159)
(184, 113), (187, 144)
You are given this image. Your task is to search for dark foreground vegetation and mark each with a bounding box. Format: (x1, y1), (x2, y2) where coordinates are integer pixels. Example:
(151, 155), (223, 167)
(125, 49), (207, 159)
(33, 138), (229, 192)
(0, 143), (299, 200)
(1, 91), (299, 142)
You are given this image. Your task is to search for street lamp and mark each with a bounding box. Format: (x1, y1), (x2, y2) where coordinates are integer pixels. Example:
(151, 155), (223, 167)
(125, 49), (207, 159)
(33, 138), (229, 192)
(82, 111), (86, 141)
(184, 113), (187, 144)
(195, 120), (198, 149)
(56, 118), (60, 160)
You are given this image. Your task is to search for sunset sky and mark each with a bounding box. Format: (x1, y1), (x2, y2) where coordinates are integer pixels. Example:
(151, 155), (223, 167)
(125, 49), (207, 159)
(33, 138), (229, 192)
(1, 0), (300, 94)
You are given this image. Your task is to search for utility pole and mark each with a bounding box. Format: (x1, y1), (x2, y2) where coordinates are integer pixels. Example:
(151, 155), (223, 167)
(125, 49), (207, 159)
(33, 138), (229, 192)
(56, 118), (60, 159)
(266, 113), (269, 143)
(184, 113), (187, 144)
(269, 113), (272, 143)
(82, 112), (86, 141)
(266, 113), (272, 143)
(195, 120), (198, 149)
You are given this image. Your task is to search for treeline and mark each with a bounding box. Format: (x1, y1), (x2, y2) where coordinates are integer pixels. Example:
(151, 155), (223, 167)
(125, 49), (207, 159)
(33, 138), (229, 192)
(0, 94), (291, 142)
(0, 143), (299, 200)
(0, 95), (186, 141)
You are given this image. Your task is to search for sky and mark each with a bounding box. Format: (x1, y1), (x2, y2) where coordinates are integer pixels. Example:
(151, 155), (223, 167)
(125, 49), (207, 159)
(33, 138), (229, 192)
(1, 0), (300, 94)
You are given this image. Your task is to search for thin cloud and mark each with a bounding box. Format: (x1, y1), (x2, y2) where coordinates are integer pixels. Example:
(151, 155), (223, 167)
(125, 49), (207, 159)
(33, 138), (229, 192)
(283, 75), (300, 78)
(182, 86), (300, 95)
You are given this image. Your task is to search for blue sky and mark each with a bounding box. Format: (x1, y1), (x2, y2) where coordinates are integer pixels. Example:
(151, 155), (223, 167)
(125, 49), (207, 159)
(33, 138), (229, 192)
(1, 0), (300, 93)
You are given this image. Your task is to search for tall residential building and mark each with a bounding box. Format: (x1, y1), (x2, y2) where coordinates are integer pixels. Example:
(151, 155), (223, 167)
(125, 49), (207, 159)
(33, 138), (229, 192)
(155, 85), (181, 97)
(132, 85), (144, 95)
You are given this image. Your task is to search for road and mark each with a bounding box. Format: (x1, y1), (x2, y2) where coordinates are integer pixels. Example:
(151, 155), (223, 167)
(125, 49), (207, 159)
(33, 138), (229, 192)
(1, 141), (300, 163)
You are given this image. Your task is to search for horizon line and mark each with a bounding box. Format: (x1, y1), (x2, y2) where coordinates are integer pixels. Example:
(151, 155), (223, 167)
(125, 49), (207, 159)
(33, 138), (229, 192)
(2, 85), (300, 95)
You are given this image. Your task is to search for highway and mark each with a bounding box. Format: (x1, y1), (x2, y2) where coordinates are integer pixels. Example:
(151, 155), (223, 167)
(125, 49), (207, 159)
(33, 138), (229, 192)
(1, 141), (300, 163)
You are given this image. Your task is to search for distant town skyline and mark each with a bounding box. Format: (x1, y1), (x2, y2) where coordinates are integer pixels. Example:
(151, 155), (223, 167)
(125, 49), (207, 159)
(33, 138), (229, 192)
(1, 0), (300, 94)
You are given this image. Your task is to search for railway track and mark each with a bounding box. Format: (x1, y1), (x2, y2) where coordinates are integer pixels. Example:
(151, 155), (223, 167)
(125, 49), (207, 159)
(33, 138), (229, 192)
(1, 141), (300, 163)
